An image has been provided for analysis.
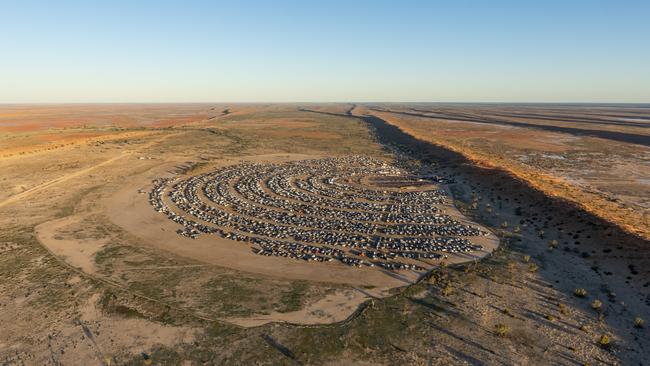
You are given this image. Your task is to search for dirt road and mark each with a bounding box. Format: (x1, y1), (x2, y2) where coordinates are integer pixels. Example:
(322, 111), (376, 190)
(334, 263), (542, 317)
(0, 132), (179, 209)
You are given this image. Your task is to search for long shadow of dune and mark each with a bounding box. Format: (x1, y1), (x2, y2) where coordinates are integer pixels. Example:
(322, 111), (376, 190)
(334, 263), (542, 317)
(377, 109), (650, 147)
(410, 107), (650, 129)
(299, 108), (648, 362)
(359, 113), (650, 365)
(485, 111), (650, 129)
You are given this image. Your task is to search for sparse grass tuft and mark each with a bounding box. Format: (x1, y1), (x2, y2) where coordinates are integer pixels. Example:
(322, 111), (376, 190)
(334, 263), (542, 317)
(558, 303), (569, 315)
(579, 324), (588, 332)
(278, 280), (309, 313)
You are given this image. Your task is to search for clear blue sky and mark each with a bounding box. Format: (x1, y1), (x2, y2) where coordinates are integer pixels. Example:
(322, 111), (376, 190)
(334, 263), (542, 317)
(1, 0), (649, 103)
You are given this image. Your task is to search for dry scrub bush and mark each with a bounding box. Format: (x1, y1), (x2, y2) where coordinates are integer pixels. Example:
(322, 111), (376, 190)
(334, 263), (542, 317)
(441, 284), (454, 296)
(598, 334), (610, 347)
(574, 288), (588, 297)
(634, 317), (645, 328)
(529, 263), (538, 272)
(494, 323), (510, 337)
(591, 299), (602, 311)
(522, 255), (531, 263)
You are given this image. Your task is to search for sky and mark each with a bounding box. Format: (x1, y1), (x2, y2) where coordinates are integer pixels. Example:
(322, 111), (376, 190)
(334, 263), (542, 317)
(1, 0), (649, 103)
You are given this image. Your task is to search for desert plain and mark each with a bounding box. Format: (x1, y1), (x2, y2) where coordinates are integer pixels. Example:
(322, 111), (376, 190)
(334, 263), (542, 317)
(0, 103), (648, 365)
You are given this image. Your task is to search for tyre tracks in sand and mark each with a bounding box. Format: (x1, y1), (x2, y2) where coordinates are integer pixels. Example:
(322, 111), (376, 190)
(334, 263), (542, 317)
(0, 132), (181, 209)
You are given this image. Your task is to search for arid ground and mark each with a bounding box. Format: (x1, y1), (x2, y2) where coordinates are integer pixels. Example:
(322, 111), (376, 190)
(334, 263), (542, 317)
(0, 103), (648, 365)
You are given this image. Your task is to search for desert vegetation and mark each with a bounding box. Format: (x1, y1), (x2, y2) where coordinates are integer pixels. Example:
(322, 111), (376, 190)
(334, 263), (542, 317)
(0, 104), (647, 365)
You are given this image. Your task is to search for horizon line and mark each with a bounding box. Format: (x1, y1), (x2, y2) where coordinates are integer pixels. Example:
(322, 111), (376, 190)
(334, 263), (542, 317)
(1, 101), (649, 106)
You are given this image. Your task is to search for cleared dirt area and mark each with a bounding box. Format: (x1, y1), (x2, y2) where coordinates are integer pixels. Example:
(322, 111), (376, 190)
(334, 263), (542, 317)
(101, 153), (497, 288)
(1, 104), (647, 365)
(103, 155), (415, 288)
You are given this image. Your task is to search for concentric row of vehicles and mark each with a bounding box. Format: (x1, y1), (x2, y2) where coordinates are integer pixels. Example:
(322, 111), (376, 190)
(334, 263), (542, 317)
(148, 156), (487, 271)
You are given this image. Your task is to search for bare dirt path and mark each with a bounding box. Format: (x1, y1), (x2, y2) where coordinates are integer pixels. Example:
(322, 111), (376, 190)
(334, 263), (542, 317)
(0, 154), (126, 209)
(226, 288), (373, 327)
(0, 132), (179, 209)
(118, 264), (219, 271)
(35, 216), (108, 274)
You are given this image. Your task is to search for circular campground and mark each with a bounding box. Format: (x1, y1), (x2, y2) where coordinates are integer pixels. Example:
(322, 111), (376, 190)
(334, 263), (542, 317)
(105, 154), (499, 289)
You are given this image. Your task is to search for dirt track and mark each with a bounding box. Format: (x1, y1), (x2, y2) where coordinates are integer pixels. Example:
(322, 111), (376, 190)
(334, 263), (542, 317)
(0, 132), (177, 209)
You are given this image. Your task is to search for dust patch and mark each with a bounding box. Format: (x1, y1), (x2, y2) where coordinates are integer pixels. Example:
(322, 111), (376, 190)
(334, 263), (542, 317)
(36, 216), (108, 274)
(227, 287), (386, 327)
(35, 292), (198, 365)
